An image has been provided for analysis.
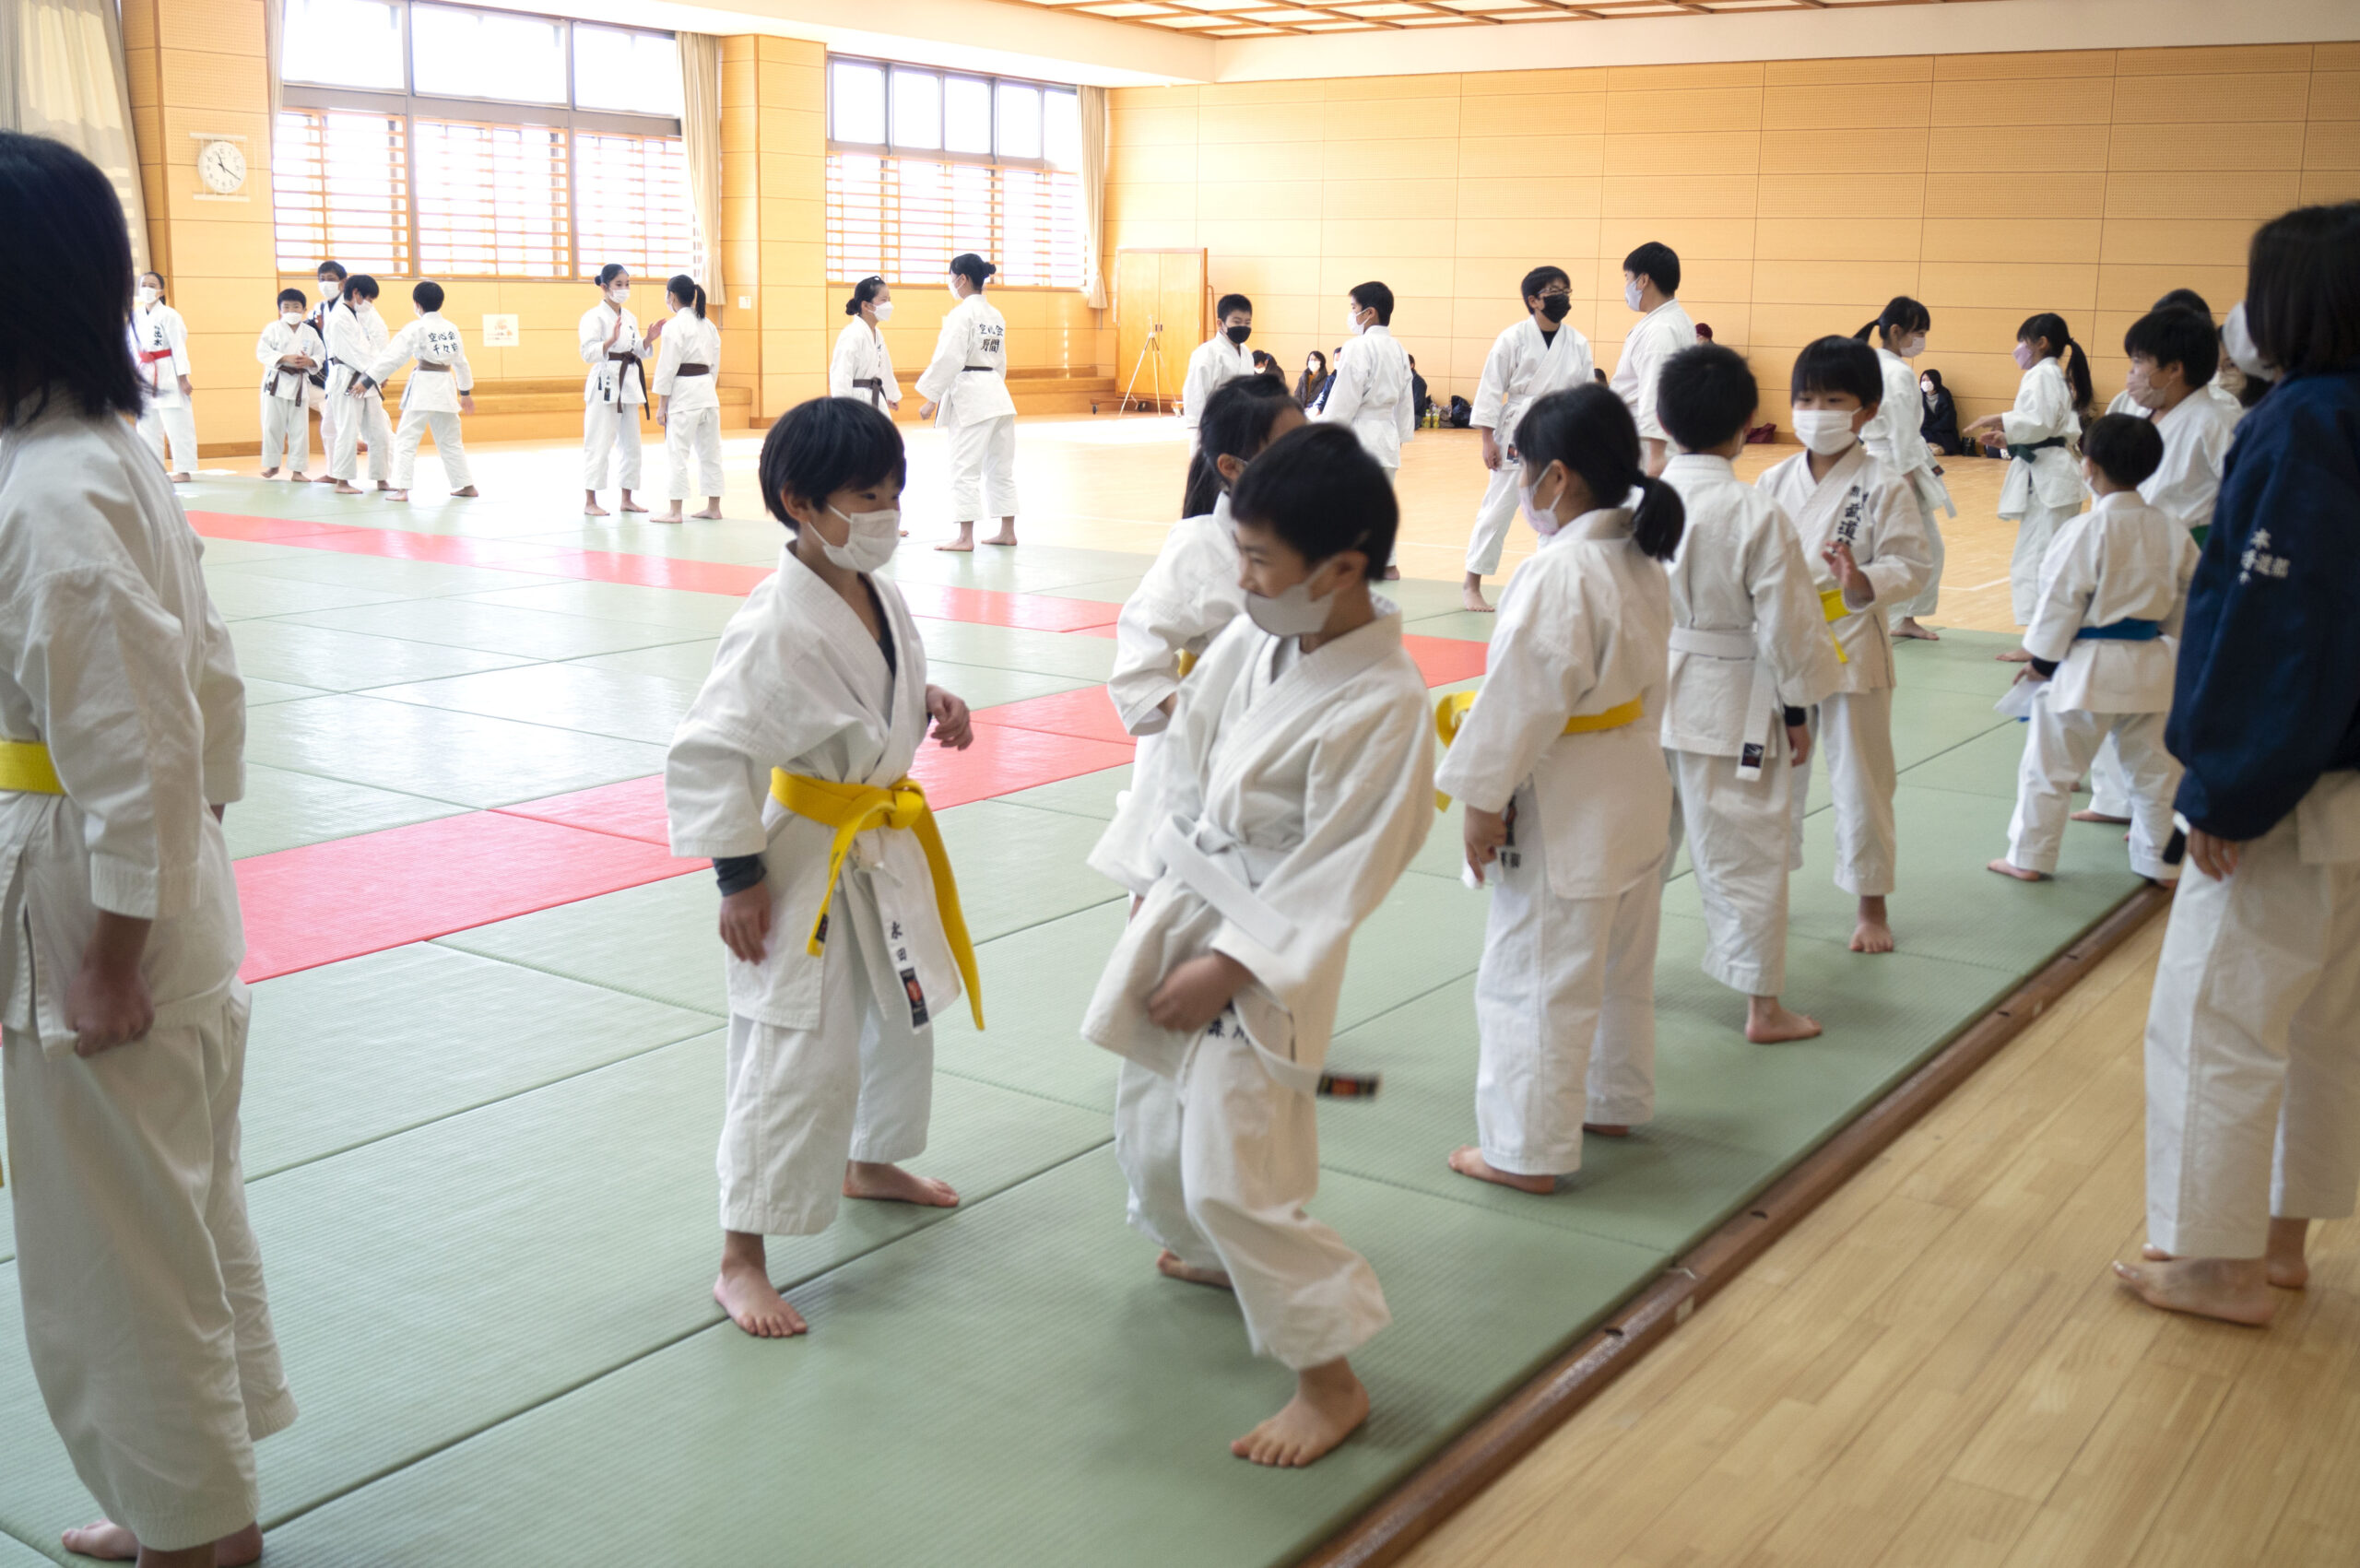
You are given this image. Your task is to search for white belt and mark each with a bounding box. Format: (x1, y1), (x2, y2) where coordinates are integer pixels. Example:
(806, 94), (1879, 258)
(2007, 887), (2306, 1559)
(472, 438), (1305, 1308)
(1668, 624), (1778, 782)
(1148, 818), (1320, 1096)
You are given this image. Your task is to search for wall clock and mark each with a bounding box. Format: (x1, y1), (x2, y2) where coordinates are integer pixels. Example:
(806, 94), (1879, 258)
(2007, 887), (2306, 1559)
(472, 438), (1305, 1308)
(197, 140), (246, 195)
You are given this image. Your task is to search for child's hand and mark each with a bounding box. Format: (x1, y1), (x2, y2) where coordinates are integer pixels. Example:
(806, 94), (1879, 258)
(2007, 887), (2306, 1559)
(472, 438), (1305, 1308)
(1823, 540), (1873, 607)
(1462, 805), (1509, 886)
(917, 400), (938, 420)
(1787, 722), (1813, 770)
(2012, 663), (2047, 684)
(926, 685), (974, 749)
(718, 884), (772, 964)
(1146, 951), (1252, 1034)
(460, 394), (475, 415)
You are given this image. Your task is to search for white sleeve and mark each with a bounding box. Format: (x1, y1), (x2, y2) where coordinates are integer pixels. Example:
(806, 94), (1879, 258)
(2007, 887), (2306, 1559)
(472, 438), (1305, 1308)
(653, 322), (683, 397)
(1434, 577), (1596, 812)
(2024, 520), (2095, 665)
(2000, 366), (2068, 444)
(166, 311), (191, 376)
(829, 325), (856, 398)
(579, 309), (608, 369)
(361, 323), (413, 387)
(1179, 342), (1216, 423)
(881, 335), (900, 404)
(1471, 333), (1514, 431)
(1752, 502), (1845, 711)
(1858, 477), (1932, 608)
(448, 331), (473, 395)
(913, 310), (966, 405)
(1630, 324), (1668, 442)
(1318, 346), (1366, 428)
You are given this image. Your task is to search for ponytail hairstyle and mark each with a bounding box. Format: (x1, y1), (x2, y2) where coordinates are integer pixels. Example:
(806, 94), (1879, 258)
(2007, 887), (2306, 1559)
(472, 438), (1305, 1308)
(1854, 294), (1931, 348)
(2017, 311), (2094, 419)
(949, 253), (997, 290)
(1180, 373), (1298, 518)
(845, 275), (885, 316)
(596, 263), (629, 290)
(667, 274), (706, 319)
(1511, 384), (1684, 562)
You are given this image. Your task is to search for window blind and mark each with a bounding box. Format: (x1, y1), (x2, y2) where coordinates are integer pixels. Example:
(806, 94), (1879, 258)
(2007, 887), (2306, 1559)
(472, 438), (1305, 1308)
(827, 153), (1081, 289)
(574, 133), (698, 280)
(412, 118), (571, 278)
(273, 109), (411, 276)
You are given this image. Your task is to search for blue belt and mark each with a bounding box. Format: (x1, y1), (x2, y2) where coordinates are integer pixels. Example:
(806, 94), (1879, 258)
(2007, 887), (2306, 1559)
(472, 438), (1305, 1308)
(2076, 619), (2162, 642)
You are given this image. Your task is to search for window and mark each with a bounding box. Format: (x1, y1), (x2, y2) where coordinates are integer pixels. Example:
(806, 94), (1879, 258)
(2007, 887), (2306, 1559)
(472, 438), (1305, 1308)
(275, 2), (693, 281)
(825, 58), (1082, 290)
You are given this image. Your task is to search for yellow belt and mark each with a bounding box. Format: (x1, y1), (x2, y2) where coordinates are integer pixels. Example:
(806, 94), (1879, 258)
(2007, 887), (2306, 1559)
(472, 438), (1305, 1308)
(1176, 649), (1198, 679)
(0, 740), (62, 795)
(1817, 587), (1853, 666)
(1431, 690), (1646, 811)
(769, 771), (983, 1029)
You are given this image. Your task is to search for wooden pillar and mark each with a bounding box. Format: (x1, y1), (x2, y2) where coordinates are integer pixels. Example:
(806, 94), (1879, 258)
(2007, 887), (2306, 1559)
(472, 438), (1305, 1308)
(719, 34), (826, 423)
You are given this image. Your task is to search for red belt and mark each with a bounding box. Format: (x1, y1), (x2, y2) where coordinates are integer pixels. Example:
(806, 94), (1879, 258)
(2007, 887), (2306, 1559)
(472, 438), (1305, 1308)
(137, 347), (173, 364)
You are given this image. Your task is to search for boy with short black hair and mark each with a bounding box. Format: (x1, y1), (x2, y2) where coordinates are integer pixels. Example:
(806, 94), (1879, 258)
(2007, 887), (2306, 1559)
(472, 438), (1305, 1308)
(1754, 336), (1932, 954)
(324, 273), (392, 493)
(1990, 414), (2194, 886)
(255, 287), (323, 480)
(1181, 291), (1256, 449)
(355, 279), (477, 503)
(1462, 264), (1595, 611)
(1610, 240), (1698, 475)
(1316, 280), (1415, 486)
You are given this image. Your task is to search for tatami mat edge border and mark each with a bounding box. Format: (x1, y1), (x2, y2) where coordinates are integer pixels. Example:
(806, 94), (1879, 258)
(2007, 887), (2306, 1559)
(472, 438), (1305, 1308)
(1299, 881), (2176, 1568)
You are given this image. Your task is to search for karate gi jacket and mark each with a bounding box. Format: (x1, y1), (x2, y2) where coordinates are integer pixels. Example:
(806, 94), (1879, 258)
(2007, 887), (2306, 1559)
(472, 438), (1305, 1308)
(1997, 358), (2083, 516)
(579, 301), (651, 407)
(1316, 326), (1415, 469)
(830, 320), (900, 410)
(324, 302), (389, 401)
(914, 294), (1017, 427)
(131, 303), (191, 408)
(1756, 442), (1931, 695)
(1108, 491), (1246, 737)
(2024, 490), (2197, 714)
(363, 312), (473, 413)
(1862, 346), (1953, 520)
(653, 311), (722, 416)
(1472, 317), (1595, 457)
(255, 317), (326, 402)
(1608, 299), (1696, 444)
(1179, 336), (1256, 430)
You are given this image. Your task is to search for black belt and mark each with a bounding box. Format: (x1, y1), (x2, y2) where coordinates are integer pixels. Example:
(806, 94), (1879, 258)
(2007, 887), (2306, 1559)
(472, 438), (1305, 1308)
(676, 362), (712, 377)
(853, 377), (884, 391)
(413, 361), (451, 373)
(961, 365), (993, 372)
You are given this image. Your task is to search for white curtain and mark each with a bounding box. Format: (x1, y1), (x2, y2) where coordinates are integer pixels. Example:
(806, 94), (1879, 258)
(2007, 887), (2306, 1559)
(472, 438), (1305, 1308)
(1080, 84), (1108, 312)
(678, 31), (724, 312)
(5, 0), (151, 273)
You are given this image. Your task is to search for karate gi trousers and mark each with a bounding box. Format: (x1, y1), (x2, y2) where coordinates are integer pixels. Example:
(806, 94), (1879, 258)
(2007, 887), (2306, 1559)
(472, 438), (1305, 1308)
(1114, 1014), (1390, 1371)
(584, 402), (643, 492)
(258, 394), (308, 475)
(2143, 783), (2360, 1259)
(2089, 739), (2135, 820)
(2009, 499), (2076, 627)
(390, 408), (473, 492)
(1668, 732), (1798, 998)
(2006, 697), (2179, 880)
(5, 990), (297, 1550)
(330, 393), (392, 485)
(1473, 780), (1662, 1176)
(136, 404), (199, 477)
(718, 903), (933, 1237)
(1792, 690), (1898, 899)
(1894, 493), (1945, 620)
(666, 407), (724, 501)
(946, 414), (1018, 525)
(1465, 459), (1523, 578)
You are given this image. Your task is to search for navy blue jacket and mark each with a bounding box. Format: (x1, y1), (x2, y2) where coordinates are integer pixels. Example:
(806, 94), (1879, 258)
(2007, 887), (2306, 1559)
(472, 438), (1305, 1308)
(2169, 365), (2360, 840)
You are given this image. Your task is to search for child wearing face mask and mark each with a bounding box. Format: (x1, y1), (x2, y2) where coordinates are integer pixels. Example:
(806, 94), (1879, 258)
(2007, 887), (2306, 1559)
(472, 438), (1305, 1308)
(649, 274), (723, 525)
(666, 395), (980, 1343)
(1435, 384), (1684, 1197)
(1294, 350), (1329, 409)
(130, 272), (197, 481)
(1314, 281), (1414, 485)
(1757, 336), (1932, 956)
(255, 288), (324, 481)
(1179, 292), (1256, 452)
(1607, 241), (1698, 476)
(1963, 312), (2095, 631)
(831, 275), (901, 416)
(1853, 296), (1953, 642)
(352, 279), (476, 503)
(323, 274), (393, 493)
(1989, 415), (2194, 888)
(1085, 421), (1431, 1471)
(916, 252), (1018, 551)
(1463, 265), (1597, 612)
(579, 264), (652, 517)
(306, 263), (345, 475)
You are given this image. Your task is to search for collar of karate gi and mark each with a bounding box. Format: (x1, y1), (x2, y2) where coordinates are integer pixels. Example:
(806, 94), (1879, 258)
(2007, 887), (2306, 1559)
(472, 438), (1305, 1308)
(1558, 506), (1634, 546)
(2090, 489), (2147, 517)
(1662, 453), (1735, 480)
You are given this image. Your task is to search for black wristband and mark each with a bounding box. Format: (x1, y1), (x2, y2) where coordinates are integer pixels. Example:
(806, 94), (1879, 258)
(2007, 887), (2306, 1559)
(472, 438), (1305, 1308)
(714, 854), (766, 896)
(1783, 706), (1808, 727)
(2030, 655), (2059, 678)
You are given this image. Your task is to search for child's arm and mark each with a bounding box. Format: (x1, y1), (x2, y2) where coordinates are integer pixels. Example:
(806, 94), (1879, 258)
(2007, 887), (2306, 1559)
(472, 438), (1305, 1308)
(450, 331), (475, 414)
(1318, 347), (1366, 427)
(1471, 333), (1514, 466)
(1852, 478), (1933, 608)
(2020, 518), (2095, 668)
(924, 685), (973, 749)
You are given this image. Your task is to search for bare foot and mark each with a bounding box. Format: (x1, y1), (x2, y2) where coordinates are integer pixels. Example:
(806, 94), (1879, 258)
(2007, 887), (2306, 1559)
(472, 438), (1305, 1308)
(62, 1519), (262, 1565)
(260, 466), (278, 479)
(451, 486), (478, 498)
(1155, 1249), (1233, 1290)
(2144, 1218), (2310, 1290)
(649, 511), (684, 525)
(714, 1247), (807, 1338)
(169, 472), (193, 483)
(1997, 648), (2034, 664)
(333, 481), (363, 495)
(2071, 809), (2131, 824)
(937, 535), (976, 552)
(1583, 1122), (1630, 1138)
(1987, 858), (2047, 881)
(1460, 575), (1494, 613)
(1449, 1145), (1554, 1194)
(1382, 565), (1401, 581)
(1233, 1358), (1370, 1468)
(843, 1161), (960, 1208)
(1745, 996), (1823, 1043)
(2112, 1256), (2274, 1326)
(690, 506), (724, 520)
(584, 494), (610, 516)
(982, 527), (1019, 547)
(1850, 895), (1894, 954)
(313, 472), (338, 484)
(1894, 618), (1940, 641)
(288, 472), (308, 483)
(386, 489), (409, 502)
(620, 495), (648, 513)
(374, 480), (389, 490)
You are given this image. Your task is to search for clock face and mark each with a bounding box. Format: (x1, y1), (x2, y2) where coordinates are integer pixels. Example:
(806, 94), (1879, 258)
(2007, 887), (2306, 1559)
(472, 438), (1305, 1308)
(198, 141), (246, 195)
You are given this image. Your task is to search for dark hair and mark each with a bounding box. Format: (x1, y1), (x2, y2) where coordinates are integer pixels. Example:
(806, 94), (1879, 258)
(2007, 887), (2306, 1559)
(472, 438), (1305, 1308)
(414, 280), (444, 312)
(2245, 201), (2360, 380)
(667, 274), (707, 319)
(760, 396), (908, 534)
(1181, 373), (1298, 516)
(1349, 280), (1394, 325)
(1514, 385), (1683, 561)
(278, 287), (308, 309)
(845, 276), (885, 316)
(1228, 422), (1398, 583)
(1251, 350), (1276, 371)
(140, 270), (165, 296)
(0, 132), (140, 424)
(1305, 350), (1327, 372)
(1921, 367), (1945, 391)
(596, 263), (629, 289)
(2153, 287), (2212, 319)
(950, 253), (997, 289)
(1520, 265), (1572, 303)
(1216, 292), (1252, 320)
(2123, 307), (2220, 388)
(1656, 342), (1758, 453)
(2015, 312), (2094, 417)
(316, 260), (347, 280)
(1622, 241), (1681, 296)
(1790, 335), (1884, 407)
(346, 274), (380, 301)
(1854, 295), (1931, 347)
(2083, 412), (2165, 489)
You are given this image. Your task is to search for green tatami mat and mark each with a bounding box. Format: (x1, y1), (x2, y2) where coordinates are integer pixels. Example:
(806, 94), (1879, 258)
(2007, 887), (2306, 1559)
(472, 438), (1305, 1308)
(224, 619), (537, 692)
(915, 619), (1120, 680)
(0, 1048), (1109, 1550)
(368, 661), (704, 746)
(253, 1151), (1660, 1568)
(1888, 626), (2031, 695)
(566, 637), (721, 683)
(930, 900), (1131, 1112)
(266, 599), (702, 661)
(0, 1526), (53, 1568)
(206, 551), (569, 598)
(1899, 719), (2040, 801)
(999, 761), (1130, 819)
(243, 693), (668, 808)
(455, 579), (749, 633)
(240, 677), (332, 706)
(927, 657), (1098, 709)
(199, 569), (412, 620)
(221, 764), (464, 859)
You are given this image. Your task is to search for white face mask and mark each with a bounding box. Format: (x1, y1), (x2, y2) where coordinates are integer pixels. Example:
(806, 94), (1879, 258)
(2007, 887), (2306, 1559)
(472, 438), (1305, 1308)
(1244, 559), (1344, 638)
(609, 286), (630, 303)
(136, 286), (159, 307)
(1895, 334), (1927, 360)
(319, 280), (339, 301)
(1791, 408), (1858, 455)
(948, 279), (962, 300)
(871, 300), (894, 323)
(2223, 301), (2274, 383)
(282, 310), (303, 325)
(1343, 306), (1365, 337)
(1517, 472), (1564, 537)
(820, 503), (901, 574)
(1920, 380), (1935, 397)
(1622, 278), (1646, 312)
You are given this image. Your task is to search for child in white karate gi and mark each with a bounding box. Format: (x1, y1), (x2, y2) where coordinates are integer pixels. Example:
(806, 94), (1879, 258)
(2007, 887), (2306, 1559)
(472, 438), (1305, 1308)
(1607, 241), (1698, 477)
(1434, 384), (1682, 1192)
(1108, 373), (1304, 788)
(1852, 296), (1953, 642)
(324, 274), (393, 494)
(666, 396), (980, 1340)
(1655, 345), (1845, 1042)
(131, 270), (197, 481)
(1179, 292), (1257, 451)
(2, 133), (296, 1568)
(255, 287), (323, 480)
(579, 264), (651, 516)
(1989, 416), (2195, 885)
(1963, 312), (2094, 631)
(831, 276), (901, 417)
(1756, 336), (1933, 954)
(650, 274), (724, 524)
(354, 279), (476, 503)
(1462, 265), (1595, 612)
(916, 253), (1019, 551)
(1087, 422), (1433, 1468)
(306, 261), (346, 482)
(1315, 281), (1415, 481)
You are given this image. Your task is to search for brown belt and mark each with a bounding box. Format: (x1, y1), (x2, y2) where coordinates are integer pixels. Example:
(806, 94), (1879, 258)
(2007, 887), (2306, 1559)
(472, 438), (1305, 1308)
(413, 361), (451, 372)
(608, 352), (638, 363)
(677, 362), (712, 377)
